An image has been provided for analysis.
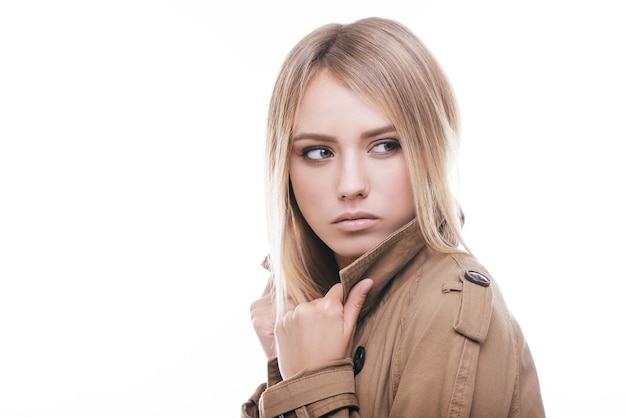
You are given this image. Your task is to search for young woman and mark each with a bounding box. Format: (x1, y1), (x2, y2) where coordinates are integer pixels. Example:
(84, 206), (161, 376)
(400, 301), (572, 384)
(243, 17), (544, 418)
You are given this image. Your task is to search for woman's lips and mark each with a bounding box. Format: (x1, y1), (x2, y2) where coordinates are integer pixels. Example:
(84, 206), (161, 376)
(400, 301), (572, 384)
(332, 212), (378, 232)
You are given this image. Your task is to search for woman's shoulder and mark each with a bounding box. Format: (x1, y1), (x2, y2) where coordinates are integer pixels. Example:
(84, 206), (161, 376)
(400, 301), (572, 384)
(400, 249), (512, 343)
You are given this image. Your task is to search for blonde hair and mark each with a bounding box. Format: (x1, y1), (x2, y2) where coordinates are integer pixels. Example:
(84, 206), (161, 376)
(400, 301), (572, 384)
(265, 17), (467, 316)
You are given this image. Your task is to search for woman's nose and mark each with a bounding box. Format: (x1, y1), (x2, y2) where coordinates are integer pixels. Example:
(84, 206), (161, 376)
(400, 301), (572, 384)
(336, 156), (369, 200)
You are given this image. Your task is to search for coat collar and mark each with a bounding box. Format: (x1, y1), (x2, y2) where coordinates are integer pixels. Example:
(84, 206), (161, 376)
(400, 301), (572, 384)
(339, 217), (426, 319)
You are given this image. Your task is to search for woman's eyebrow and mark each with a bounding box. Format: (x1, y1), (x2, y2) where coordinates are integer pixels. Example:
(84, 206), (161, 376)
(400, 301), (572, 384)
(361, 125), (396, 139)
(292, 125), (396, 142)
(292, 133), (336, 143)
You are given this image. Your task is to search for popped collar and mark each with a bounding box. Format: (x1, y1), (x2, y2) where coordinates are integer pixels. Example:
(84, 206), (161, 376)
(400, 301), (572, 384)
(339, 218), (425, 320)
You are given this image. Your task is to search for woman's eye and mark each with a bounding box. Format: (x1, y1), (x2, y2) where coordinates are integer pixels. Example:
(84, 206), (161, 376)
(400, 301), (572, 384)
(302, 147), (334, 160)
(370, 140), (401, 154)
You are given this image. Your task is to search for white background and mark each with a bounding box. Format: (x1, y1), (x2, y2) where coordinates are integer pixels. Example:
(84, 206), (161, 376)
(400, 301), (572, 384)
(1, 0), (624, 417)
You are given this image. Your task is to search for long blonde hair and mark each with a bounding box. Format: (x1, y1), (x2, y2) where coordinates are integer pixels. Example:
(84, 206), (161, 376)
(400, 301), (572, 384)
(265, 17), (466, 317)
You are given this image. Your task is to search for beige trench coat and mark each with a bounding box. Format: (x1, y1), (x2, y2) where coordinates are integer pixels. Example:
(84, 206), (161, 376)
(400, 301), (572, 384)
(242, 219), (545, 417)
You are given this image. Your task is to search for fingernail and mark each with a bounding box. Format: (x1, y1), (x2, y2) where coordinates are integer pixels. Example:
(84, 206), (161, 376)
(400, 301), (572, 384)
(360, 278), (373, 295)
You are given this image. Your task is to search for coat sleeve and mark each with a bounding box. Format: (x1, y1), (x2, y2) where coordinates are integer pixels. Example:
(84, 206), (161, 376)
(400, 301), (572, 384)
(242, 382), (266, 418)
(466, 278), (545, 418)
(506, 319), (545, 418)
(242, 358), (362, 418)
(386, 272), (545, 417)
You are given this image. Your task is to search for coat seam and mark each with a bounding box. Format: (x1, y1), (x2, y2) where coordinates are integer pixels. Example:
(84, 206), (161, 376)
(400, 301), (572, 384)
(447, 338), (478, 418)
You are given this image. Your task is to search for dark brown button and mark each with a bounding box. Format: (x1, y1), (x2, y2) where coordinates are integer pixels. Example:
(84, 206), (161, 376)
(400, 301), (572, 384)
(465, 270), (491, 287)
(353, 346), (366, 375)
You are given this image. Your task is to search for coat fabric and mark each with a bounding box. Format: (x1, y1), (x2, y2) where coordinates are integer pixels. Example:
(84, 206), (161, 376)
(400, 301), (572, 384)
(242, 219), (545, 417)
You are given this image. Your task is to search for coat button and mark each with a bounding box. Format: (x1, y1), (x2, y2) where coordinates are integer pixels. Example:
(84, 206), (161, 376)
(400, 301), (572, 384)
(465, 270), (491, 287)
(353, 346), (366, 376)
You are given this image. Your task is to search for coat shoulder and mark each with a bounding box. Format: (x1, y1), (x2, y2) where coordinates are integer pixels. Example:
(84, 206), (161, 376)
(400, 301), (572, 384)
(408, 250), (500, 344)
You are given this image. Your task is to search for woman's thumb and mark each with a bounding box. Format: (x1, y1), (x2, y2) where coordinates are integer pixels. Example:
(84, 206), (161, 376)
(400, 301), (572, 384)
(343, 279), (373, 332)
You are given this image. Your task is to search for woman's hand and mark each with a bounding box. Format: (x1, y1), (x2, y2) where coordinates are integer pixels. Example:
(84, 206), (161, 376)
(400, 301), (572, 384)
(249, 280), (295, 359)
(274, 279), (373, 380)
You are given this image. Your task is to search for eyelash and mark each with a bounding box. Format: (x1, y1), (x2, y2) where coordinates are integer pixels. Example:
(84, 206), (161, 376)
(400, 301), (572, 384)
(299, 146), (333, 160)
(371, 140), (401, 154)
(298, 139), (401, 161)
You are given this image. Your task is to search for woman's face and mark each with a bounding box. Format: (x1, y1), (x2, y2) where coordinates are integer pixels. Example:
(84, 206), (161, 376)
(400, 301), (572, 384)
(289, 70), (416, 269)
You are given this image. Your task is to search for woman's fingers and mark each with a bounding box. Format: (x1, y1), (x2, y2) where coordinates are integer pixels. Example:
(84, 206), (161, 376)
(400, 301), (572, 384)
(322, 279), (373, 334)
(275, 279), (373, 379)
